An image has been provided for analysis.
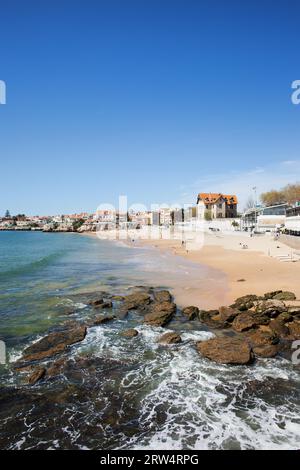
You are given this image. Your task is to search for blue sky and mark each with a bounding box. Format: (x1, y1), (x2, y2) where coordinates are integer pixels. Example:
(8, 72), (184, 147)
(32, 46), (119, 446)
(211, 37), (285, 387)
(0, 0), (300, 215)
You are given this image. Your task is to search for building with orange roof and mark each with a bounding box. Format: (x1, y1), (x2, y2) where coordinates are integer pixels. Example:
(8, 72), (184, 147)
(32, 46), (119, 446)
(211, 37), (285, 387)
(197, 193), (238, 219)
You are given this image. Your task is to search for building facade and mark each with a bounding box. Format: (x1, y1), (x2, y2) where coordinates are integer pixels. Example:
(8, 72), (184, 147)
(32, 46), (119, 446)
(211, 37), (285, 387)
(197, 193), (238, 219)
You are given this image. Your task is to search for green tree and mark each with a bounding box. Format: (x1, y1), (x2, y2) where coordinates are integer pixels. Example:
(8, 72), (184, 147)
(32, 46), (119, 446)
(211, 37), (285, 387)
(260, 189), (285, 206)
(72, 219), (85, 231)
(4, 210), (10, 218)
(204, 210), (212, 221)
(260, 182), (300, 206)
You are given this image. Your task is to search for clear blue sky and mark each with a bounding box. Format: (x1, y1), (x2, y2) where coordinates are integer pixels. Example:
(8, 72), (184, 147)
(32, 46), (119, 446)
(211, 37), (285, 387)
(1, 0), (300, 215)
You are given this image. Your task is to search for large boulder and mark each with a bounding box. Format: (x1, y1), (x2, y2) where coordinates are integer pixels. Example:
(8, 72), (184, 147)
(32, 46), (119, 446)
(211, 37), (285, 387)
(232, 312), (257, 332)
(218, 306), (240, 323)
(253, 299), (286, 318)
(153, 290), (172, 303)
(199, 309), (219, 323)
(144, 302), (176, 327)
(123, 292), (151, 310)
(199, 309), (229, 328)
(182, 306), (199, 320)
(20, 326), (87, 362)
(121, 328), (139, 338)
(158, 331), (182, 344)
(231, 294), (261, 311)
(197, 337), (253, 365)
(273, 291), (296, 301)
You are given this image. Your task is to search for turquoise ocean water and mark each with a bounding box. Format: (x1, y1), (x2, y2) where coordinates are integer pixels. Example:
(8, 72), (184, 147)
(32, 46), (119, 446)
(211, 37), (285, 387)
(0, 232), (299, 450)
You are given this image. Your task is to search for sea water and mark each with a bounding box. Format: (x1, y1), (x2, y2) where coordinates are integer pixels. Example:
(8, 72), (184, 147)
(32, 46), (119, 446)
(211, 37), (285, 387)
(0, 232), (299, 450)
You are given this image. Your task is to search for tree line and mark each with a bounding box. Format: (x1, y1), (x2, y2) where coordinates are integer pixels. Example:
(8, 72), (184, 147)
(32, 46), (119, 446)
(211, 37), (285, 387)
(260, 183), (300, 207)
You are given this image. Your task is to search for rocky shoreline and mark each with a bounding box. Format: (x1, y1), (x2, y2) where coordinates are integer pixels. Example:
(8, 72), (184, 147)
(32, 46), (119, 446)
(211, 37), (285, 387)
(11, 288), (300, 385)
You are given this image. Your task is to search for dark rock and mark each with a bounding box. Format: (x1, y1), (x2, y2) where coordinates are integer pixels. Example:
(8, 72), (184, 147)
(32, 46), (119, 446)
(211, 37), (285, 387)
(250, 312), (270, 326)
(47, 357), (67, 377)
(182, 306), (199, 320)
(199, 309), (218, 322)
(232, 312), (257, 332)
(123, 292), (151, 310)
(268, 318), (290, 338)
(92, 315), (116, 325)
(121, 328), (139, 338)
(264, 290), (283, 300)
(246, 328), (279, 348)
(117, 308), (129, 319)
(153, 290), (172, 303)
(254, 299), (286, 318)
(253, 344), (279, 358)
(218, 306), (240, 323)
(231, 294), (260, 311)
(88, 298), (104, 306)
(287, 307), (300, 318)
(93, 301), (113, 309)
(288, 321), (300, 340)
(199, 309), (227, 328)
(158, 331), (182, 344)
(273, 291), (296, 301)
(275, 312), (293, 323)
(20, 326), (87, 362)
(144, 302), (176, 327)
(197, 337), (253, 365)
(27, 367), (46, 385)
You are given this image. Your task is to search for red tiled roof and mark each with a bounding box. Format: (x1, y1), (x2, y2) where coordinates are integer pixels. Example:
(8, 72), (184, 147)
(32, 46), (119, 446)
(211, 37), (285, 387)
(197, 193), (238, 204)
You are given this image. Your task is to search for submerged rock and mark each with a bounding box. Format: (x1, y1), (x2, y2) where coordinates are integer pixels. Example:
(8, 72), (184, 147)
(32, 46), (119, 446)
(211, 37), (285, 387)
(88, 298), (104, 306)
(92, 314), (116, 325)
(27, 367), (46, 385)
(197, 337), (253, 365)
(46, 357), (67, 377)
(93, 301), (113, 309)
(182, 306), (199, 320)
(121, 328), (139, 338)
(158, 331), (182, 344)
(20, 326), (87, 363)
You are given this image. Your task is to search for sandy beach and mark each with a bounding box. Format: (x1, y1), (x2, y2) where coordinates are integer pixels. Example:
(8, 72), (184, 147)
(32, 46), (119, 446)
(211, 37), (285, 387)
(134, 231), (300, 308)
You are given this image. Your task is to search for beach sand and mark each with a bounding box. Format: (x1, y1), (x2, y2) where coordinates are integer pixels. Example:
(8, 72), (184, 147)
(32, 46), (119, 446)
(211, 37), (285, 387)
(136, 231), (300, 308)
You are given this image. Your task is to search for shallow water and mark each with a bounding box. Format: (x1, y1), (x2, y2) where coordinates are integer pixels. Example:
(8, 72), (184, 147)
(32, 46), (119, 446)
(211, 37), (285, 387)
(0, 232), (299, 450)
